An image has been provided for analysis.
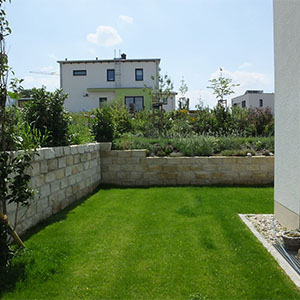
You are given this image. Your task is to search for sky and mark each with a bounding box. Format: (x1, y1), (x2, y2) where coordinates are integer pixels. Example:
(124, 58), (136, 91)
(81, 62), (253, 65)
(5, 0), (274, 108)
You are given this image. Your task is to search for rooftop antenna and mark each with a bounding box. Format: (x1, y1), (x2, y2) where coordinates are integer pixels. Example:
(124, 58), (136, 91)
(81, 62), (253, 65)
(119, 49), (121, 59)
(114, 49), (116, 59)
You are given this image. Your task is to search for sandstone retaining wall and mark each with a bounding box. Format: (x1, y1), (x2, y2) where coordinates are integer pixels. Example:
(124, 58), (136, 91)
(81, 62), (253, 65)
(101, 149), (274, 187)
(6, 143), (101, 234)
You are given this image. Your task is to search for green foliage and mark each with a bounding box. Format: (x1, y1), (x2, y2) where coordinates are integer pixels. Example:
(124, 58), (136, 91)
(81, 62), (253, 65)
(207, 68), (240, 104)
(23, 87), (70, 147)
(110, 104), (132, 138)
(68, 113), (93, 145)
(114, 135), (274, 157)
(92, 107), (114, 142)
(172, 136), (215, 156)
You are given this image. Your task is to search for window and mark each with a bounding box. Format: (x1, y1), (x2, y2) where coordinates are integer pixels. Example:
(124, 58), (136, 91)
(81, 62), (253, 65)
(107, 69), (115, 81)
(242, 100), (246, 108)
(135, 69), (143, 81)
(125, 96), (144, 112)
(163, 98), (168, 105)
(99, 97), (107, 108)
(73, 70), (87, 76)
(259, 99), (263, 107)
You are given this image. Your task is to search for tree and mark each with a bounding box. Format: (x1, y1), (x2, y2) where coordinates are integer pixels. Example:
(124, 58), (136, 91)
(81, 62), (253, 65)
(145, 68), (174, 111)
(0, 0), (37, 274)
(24, 87), (70, 147)
(178, 77), (189, 110)
(207, 68), (240, 106)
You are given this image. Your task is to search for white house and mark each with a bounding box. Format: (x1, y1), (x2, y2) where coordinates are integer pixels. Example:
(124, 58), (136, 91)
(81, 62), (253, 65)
(274, 0), (300, 229)
(231, 90), (274, 113)
(58, 54), (176, 112)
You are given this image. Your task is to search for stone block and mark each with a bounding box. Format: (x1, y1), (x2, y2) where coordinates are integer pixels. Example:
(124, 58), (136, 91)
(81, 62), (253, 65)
(70, 146), (79, 155)
(146, 157), (167, 165)
(131, 150), (146, 157)
(72, 183), (81, 194)
(72, 165), (79, 175)
(60, 177), (69, 189)
(84, 161), (90, 170)
(99, 142), (112, 151)
(50, 181), (60, 193)
(63, 146), (71, 156)
(55, 169), (65, 180)
(65, 166), (72, 177)
(30, 175), (45, 188)
(45, 172), (56, 183)
(58, 157), (66, 168)
(74, 154), (80, 164)
(195, 172), (209, 179)
(30, 162), (40, 176)
(78, 145), (85, 154)
(68, 175), (76, 185)
(33, 150), (44, 161)
(148, 165), (163, 172)
(44, 148), (55, 160)
(39, 184), (51, 198)
(40, 161), (48, 174)
(42, 206), (52, 219)
(162, 165), (179, 172)
(167, 173), (178, 180)
(80, 153), (88, 162)
(48, 158), (58, 171)
(26, 203), (37, 218)
(210, 157), (224, 165)
(109, 164), (121, 172)
(166, 157), (182, 165)
(247, 164), (260, 171)
(37, 197), (49, 213)
(115, 150), (131, 158)
(66, 186), (73, 197)
(66, 156), (74, 166)
(54, 147), (64, 157)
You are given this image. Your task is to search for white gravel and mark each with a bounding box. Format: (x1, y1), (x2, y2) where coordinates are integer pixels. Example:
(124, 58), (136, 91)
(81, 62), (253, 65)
(245, 214), (287, 245)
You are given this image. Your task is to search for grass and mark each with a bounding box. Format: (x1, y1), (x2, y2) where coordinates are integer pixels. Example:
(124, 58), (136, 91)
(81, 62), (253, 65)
(1, 186), (300, 299)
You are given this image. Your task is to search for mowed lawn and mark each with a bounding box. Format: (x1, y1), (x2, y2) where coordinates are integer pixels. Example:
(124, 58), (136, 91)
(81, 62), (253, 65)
(2, 187), (300, 299)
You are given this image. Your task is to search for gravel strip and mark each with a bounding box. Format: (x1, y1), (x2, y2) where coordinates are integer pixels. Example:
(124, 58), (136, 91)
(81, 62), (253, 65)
(245, 214), (287, 245)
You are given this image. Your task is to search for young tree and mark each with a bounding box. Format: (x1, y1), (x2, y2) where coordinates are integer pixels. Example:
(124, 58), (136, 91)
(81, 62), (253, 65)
(178, 77), (189, 110)
(144, 69), (174, 133)
(207, 68), (240, 106)
(0, 1), (37, 274)
(145, 68), (174, 111)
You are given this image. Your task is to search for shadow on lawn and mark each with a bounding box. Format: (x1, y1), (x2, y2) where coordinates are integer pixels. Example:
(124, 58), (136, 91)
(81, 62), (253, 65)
(0, 261), (27, 297)
(21, 185), (101, 242)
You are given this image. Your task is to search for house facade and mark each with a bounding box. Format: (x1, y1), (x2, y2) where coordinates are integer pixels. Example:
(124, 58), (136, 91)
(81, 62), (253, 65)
(274, 0), (300, 229)
(58, 55), (176, 112)
(231, 90), (274, 113)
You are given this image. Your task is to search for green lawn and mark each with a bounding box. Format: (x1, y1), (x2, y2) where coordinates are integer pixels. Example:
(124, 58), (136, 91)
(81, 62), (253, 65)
(2, 186), (300, 299)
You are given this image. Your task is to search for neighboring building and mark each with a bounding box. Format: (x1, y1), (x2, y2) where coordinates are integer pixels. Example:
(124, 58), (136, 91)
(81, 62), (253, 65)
(231, 90), (274, 113)
(58, 54), (176, 112)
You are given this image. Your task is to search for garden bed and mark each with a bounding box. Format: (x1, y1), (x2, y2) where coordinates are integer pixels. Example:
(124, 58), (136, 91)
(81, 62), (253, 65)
(113, 135), (274, 157)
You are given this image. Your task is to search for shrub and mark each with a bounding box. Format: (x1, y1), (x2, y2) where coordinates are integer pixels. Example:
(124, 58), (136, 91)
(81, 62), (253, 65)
(24, 87), (70, 147)
(92, 107), (114, 142)
(68, 113), (94, 145)
(172, 136), (215, 156)
(110, 104), (132, 138)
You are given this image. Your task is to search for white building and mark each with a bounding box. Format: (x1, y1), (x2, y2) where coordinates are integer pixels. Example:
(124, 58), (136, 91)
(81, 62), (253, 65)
(58, 54), (176, 112)
(274, 0), (300, 229)
(231, 90), (274, 113)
